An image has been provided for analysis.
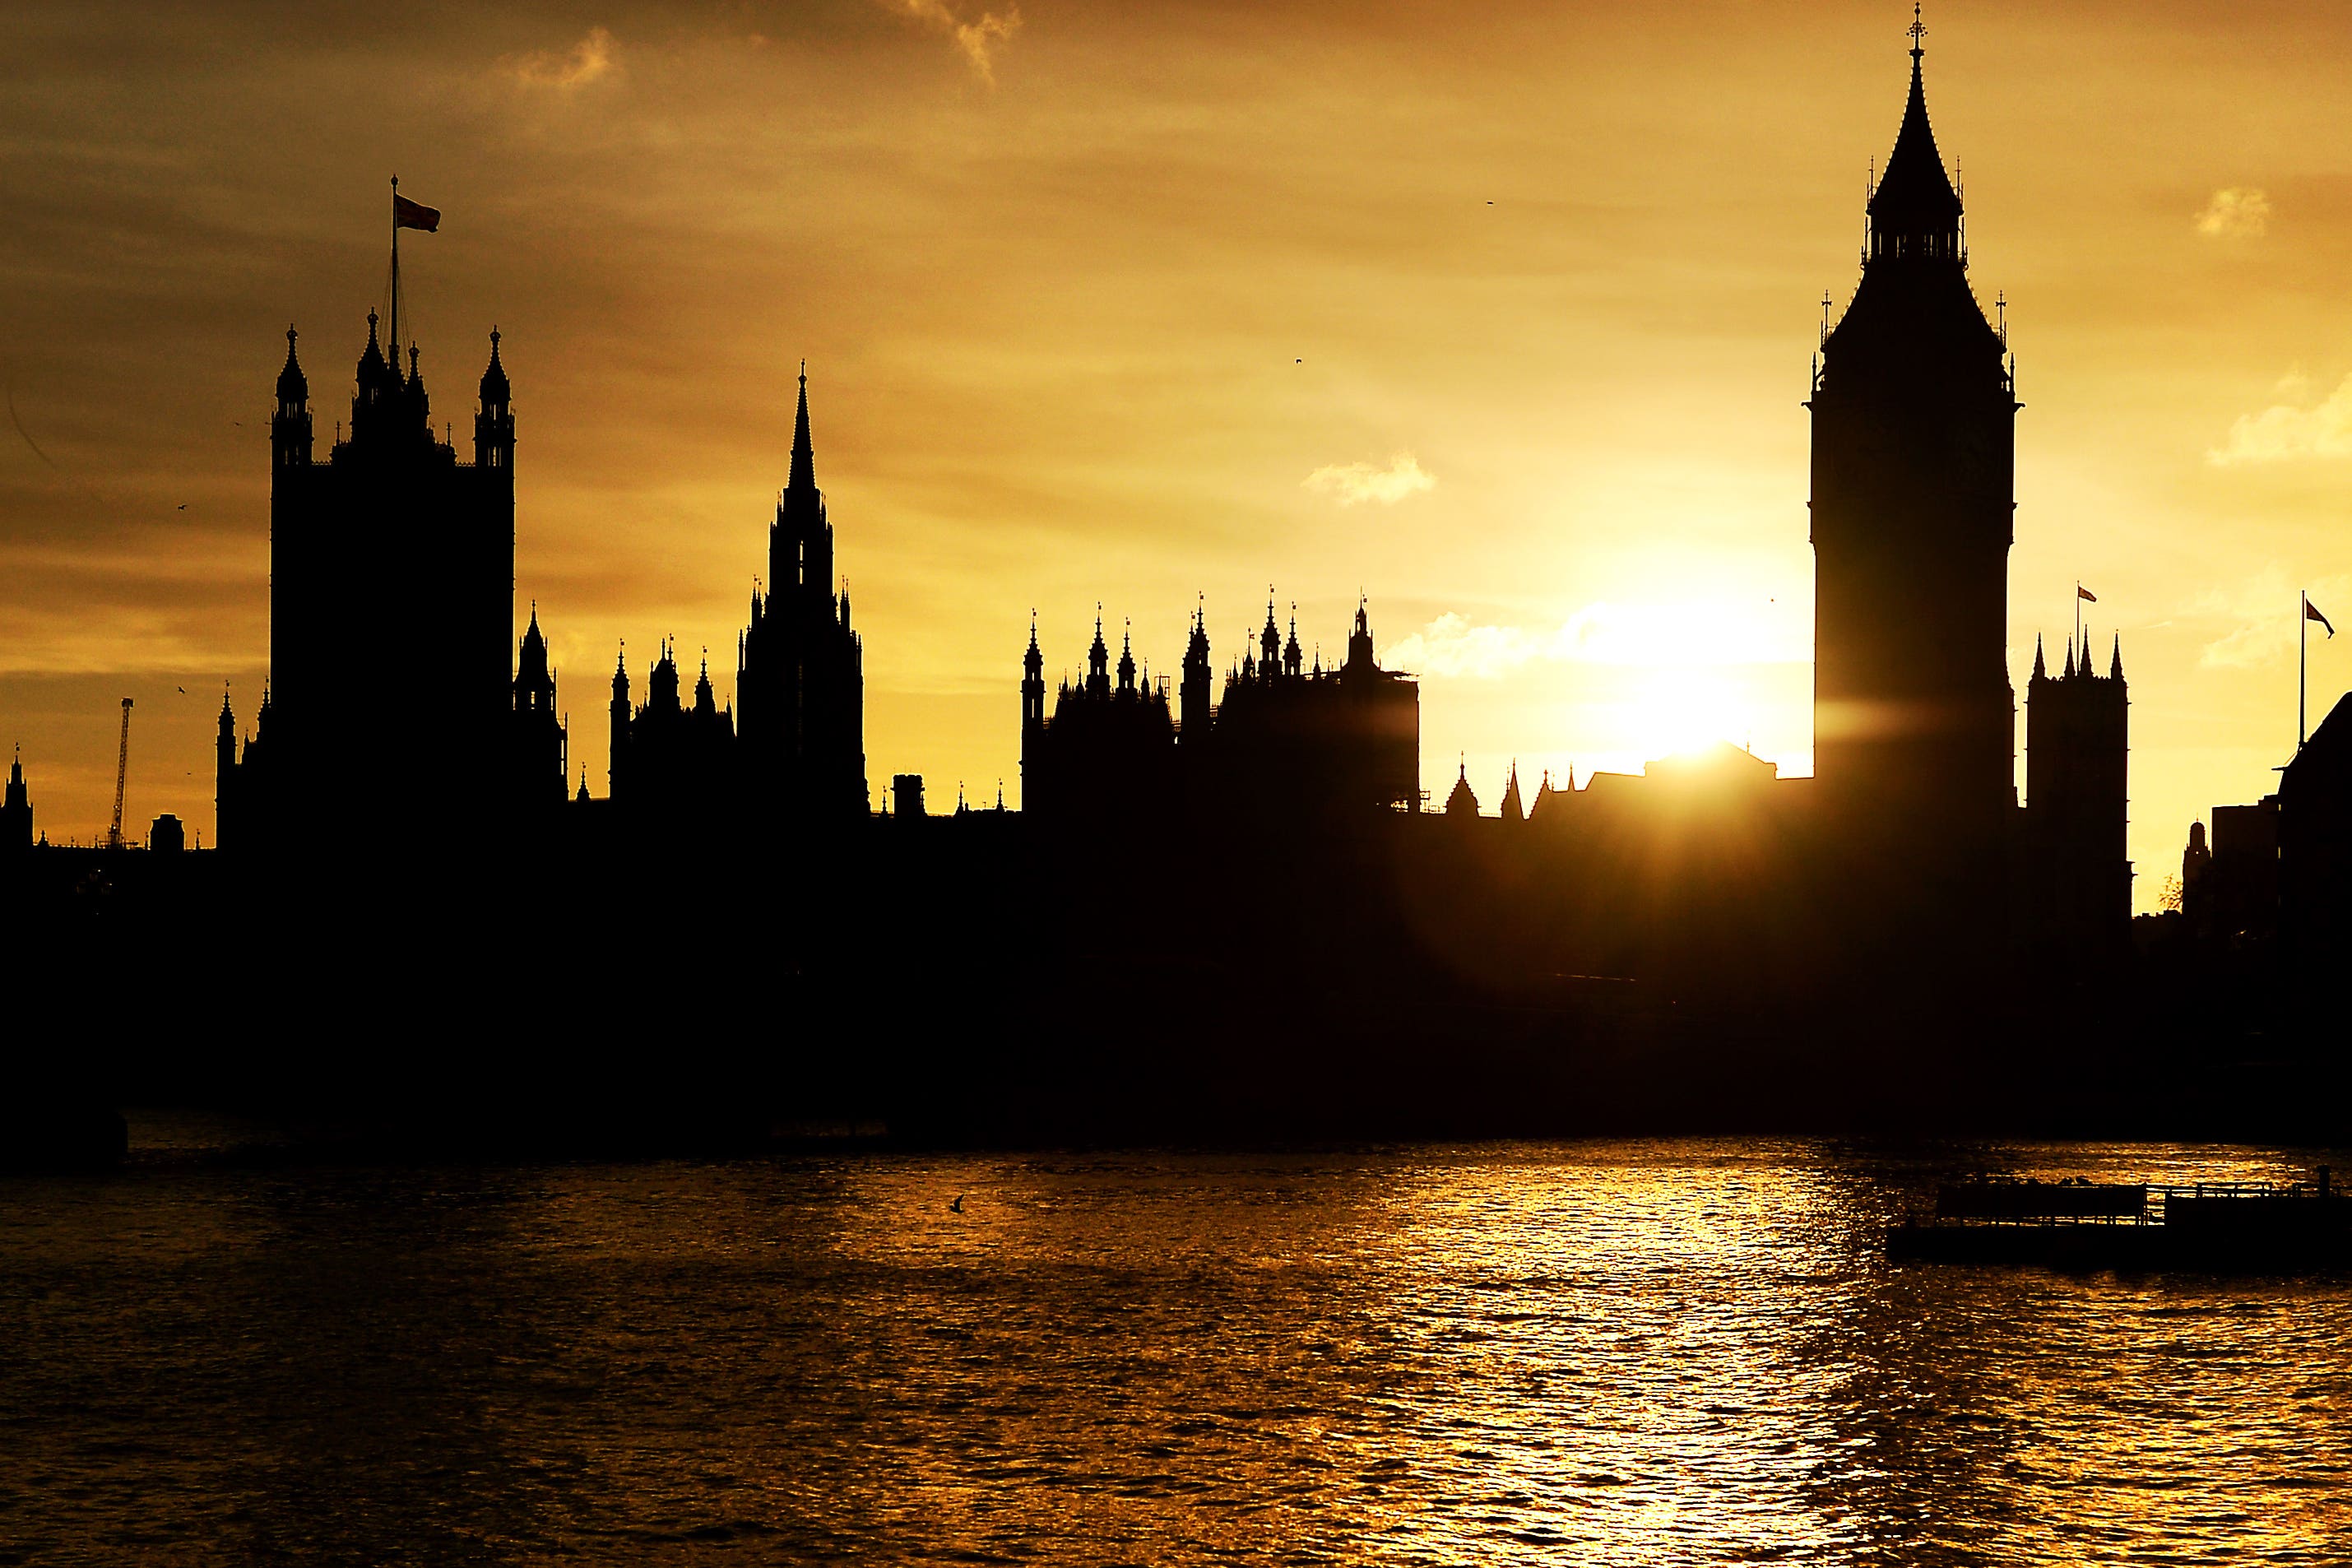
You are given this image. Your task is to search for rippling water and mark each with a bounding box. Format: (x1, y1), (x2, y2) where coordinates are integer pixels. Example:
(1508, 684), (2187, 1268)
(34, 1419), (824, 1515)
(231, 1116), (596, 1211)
(4, 1123), (2349, 1565)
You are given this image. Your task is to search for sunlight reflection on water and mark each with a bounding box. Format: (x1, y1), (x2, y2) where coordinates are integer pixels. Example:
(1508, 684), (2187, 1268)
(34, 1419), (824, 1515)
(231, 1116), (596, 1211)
(2, 1134), (2348, 1564)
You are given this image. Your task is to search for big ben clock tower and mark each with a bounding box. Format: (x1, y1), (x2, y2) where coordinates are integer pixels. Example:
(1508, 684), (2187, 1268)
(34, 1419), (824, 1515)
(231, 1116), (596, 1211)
(1808, 12), (2018, 957)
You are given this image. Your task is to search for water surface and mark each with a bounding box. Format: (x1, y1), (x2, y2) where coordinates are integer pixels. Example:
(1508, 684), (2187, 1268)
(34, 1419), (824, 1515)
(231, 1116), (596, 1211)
(3, 1125), (2346, 1564)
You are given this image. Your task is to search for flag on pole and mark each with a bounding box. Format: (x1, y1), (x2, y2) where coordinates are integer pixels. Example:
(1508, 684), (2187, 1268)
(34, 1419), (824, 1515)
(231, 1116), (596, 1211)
(2076, 585), (2098, 602)
(2308, 597), (2336, 638)
(393, 193), (441, 233)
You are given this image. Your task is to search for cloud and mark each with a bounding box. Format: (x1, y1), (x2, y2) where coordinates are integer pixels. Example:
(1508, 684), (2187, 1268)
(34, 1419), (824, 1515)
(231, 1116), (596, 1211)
(2192, 566), (2350, 668)
(2195, 187), (2270, 239)
(508, 26), (618, 89)
(1301, 451), (1436, 507)
(879, 0), (1022, 82)
(2208, 372), (2352, 465)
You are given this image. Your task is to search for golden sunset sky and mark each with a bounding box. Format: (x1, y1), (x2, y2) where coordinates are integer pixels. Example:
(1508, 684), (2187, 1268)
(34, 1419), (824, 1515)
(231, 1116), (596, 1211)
(4, 1), (2349, 904)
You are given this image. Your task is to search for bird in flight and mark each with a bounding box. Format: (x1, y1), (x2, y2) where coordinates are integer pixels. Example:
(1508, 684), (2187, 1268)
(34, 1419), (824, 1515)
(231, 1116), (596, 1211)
(949, 1194), (964, 1213)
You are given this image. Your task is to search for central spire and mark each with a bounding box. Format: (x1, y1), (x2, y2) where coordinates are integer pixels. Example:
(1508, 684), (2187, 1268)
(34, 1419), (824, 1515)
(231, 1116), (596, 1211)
(788, 360), (815, 494)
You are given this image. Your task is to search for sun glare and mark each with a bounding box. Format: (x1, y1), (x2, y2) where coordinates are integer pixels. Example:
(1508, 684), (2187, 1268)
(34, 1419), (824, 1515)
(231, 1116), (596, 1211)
(1630, 668), (1754, 760)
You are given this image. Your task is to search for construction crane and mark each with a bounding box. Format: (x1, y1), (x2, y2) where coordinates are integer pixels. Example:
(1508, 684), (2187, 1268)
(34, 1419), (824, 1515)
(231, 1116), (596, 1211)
(107, 696), (132, 851)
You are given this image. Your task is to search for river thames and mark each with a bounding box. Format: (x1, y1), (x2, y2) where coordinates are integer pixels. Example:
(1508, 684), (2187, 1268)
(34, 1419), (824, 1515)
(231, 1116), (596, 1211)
(4, 1125), (2347, 1564)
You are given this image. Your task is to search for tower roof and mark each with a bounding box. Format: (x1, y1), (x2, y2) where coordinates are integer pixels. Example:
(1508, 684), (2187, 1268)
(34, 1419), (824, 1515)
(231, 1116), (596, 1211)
(1445, 758), (1478, 816)
(1867, 12), (1963, 236)
(480, 327), (509, 404)
(276, 326), (307, 401)
(358, 308), (387, 381)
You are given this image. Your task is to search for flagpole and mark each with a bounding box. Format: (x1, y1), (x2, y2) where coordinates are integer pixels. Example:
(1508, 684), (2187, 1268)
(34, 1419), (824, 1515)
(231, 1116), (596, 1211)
(2075, 580), (2081, 658)
(2300, 590), (2308, 753)
(389, 174), (399, 370)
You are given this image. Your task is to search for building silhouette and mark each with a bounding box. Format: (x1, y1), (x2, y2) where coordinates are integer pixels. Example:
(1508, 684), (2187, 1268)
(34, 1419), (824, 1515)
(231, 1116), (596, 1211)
(2280, 693), (2352, 981)
(511, 605), (568, 810)
(222, 318), (515, 854)
(2017, 631), (2132, 953)
(605, 370), (866, 825)
(738, 370), (868, 822)
(3, 747), (30, 854)
(1021, 596), (1418, 828)
(1809, 21), (2019, 957)
(608, 639), (739, 819)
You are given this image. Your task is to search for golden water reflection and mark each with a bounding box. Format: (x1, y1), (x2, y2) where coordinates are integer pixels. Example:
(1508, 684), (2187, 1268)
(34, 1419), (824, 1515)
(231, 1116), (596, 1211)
(2, 1136), (2347, 1564)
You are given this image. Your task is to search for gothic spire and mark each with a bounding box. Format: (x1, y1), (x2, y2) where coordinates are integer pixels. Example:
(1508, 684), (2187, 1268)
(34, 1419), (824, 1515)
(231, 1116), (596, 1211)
(788, 359), (815, 494)
(277, 326), (307, 401)
(2033, 633), (2045, 680)
(1867, 5), (1963, 263)
(2110, 633), (2123, 680)
(480, 327), (508, 405)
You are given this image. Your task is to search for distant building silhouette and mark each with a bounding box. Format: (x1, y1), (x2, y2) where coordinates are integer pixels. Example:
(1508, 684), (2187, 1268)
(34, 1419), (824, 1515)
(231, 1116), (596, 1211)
(1021, 596), (1417, 826)
(608, 639), (738, 819)
(1809, 26), (2018, 956)
(511, 605), (568, 810)
(2018, 631), (2132, 953)
(3, 748), (30, 854)
(2184, 797), (2280, 943)
(739, 370), (868, 821)
(224, 319), (516, 854)
(149, 814), (184, 854)
(606, 371), (865, 824)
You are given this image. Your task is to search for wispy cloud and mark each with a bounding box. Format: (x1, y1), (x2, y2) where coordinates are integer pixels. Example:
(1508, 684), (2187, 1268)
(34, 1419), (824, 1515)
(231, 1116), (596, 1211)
(1301, 451), (1435, 508)
(2209, 372), (2352, 465)
(2192, 565), (2350, 668)
(879, 0), (1022, 82)
(2195, 187), (2270, 239)
(508, 26), (619, 90)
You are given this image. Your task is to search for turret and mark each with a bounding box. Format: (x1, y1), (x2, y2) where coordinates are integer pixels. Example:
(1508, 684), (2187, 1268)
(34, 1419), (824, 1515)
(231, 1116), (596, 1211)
(1283, 607), (1302, 679)
(272, 327), (312, 473)
(4, 743), (32, 854)
(515, 604), (554, 713)
(607, 645), (630, 802)
(650, 641), (682, 713)
(1087, 611), (1111, 701)
(1117, 624), (1137, 695)
(1022, 614), (1046, 731)
(693, 654), (717, 717)
(1181, 601), (1213, 740)
(1260, 596), (1280, 677)
(213, 690), (237, 851)
(405, 345), (430, 442)
(1346, 596), (1376, 674)
(1500, 761), (1524, 823)
(350, 309), (392, 446)
(474, 328), (514, 475)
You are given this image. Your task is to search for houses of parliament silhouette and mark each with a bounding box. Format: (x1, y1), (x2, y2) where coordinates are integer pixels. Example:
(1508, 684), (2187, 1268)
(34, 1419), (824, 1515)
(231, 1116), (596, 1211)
(12, 17), (2345, 1135)
(40, 24), (2138, 967)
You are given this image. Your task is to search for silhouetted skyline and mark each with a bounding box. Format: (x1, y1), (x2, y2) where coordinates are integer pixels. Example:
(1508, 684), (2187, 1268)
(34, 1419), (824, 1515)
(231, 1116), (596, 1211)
(3, 5), (2350, 906)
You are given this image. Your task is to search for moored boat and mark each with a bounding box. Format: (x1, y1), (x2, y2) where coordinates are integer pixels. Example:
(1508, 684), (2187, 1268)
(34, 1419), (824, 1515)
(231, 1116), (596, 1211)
(1888, 1170), (2351, 1272)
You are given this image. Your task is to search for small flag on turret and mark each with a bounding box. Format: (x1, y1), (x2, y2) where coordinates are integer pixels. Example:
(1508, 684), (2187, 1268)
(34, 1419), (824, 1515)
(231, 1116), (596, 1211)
(2076, 585), (2098, 602)
(393, 193), (441, 233)
(2308, 597), (2336, 638)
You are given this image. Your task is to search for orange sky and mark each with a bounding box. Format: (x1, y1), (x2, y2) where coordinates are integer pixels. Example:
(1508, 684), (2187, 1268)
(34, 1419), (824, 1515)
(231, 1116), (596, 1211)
(4, 1), (2350, 907)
